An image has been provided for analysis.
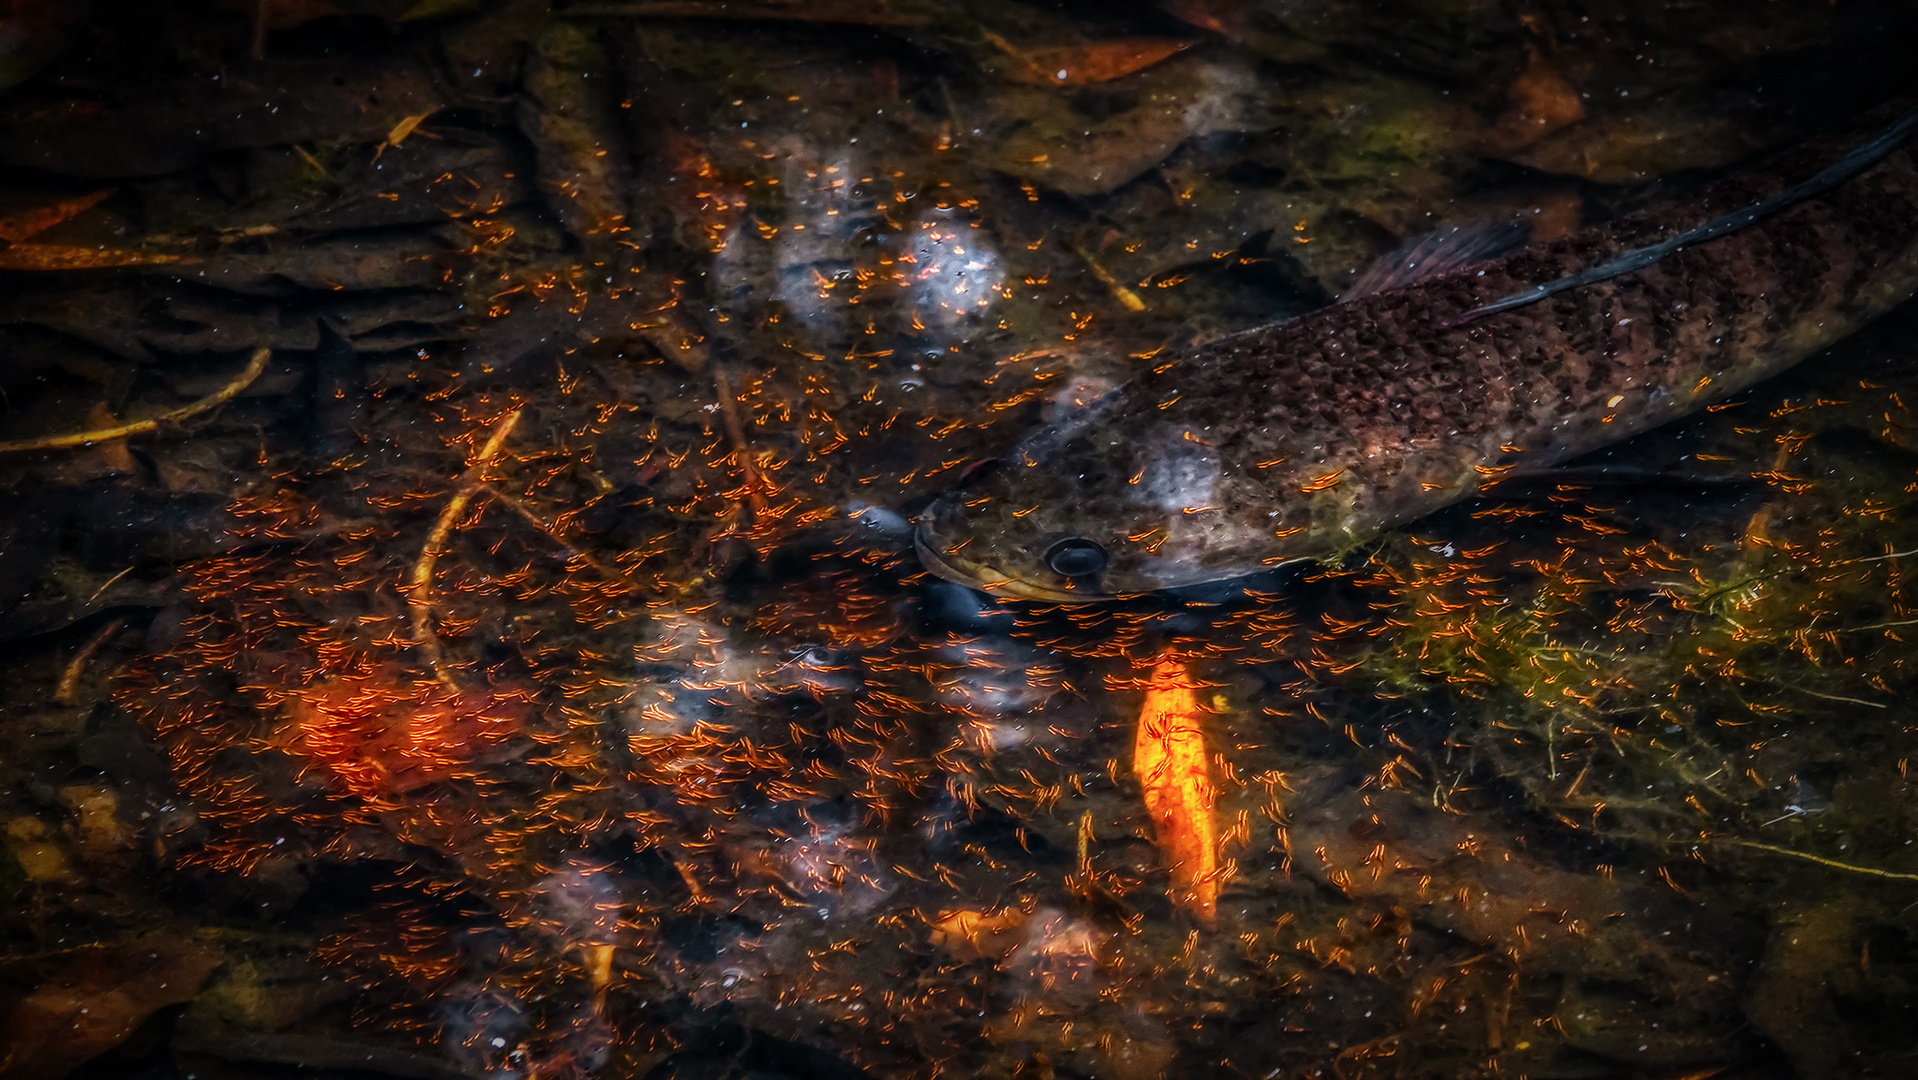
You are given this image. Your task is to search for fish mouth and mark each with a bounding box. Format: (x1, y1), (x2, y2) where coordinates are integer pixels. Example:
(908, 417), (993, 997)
(912, 526), (1118, 604)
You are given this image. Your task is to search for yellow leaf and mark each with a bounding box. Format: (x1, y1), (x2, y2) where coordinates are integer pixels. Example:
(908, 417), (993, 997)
(1133, 657), (1218, 924)
(386, 112), (433, 146)
(0, 244), (194, 270)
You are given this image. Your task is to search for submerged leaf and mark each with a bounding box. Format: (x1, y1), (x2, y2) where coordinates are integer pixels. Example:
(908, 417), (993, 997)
(992, 54), (1250, 196)
(0, 190), (114, 244)
(1001, 39), (1195, 86)
(0, 934), (224, 1080)
(1507, 104), (1752, 184)
(1484, 54), (1587, 156)
(0, 244), (194, 270)
(1160, 0), (1249, 39)
(384, 112), (433, 145)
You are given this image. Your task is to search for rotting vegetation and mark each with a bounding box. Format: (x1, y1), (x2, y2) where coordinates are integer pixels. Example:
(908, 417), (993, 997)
(3, 1), (1918, 1079)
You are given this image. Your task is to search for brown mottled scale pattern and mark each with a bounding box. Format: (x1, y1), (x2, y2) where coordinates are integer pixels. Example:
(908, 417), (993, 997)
(917, 128), (1918, 601)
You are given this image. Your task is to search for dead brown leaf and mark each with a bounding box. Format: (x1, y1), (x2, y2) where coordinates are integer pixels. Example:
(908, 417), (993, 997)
(992, 54), (1245, 197)
(1508, 104), (1752, 185)
(0, 933), (224, 1080)
(1002, 39), (1196, 86)
(0, 190), (114, 244)
(1161, 0), (1250, 39)
(80, 404), (139, 476)
(0, 190), (194, 269)
(1483, 54), (1586, 156)
(996, 101), (1192, 196)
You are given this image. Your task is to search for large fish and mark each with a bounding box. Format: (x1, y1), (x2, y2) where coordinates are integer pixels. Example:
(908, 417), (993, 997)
(915, 105), (1918, 602)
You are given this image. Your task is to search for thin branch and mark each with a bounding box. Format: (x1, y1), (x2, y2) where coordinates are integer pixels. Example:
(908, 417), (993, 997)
(1672, 546), (1918, 607)
(410, 407), (524, 689)
(1833, 615), (1918, 635)
(0, 347), (271, 455)
(86, 566), (134, 605)
(1723, 839), (1918, 882)
(479, 482), (640, 591)
(1783, 685), (1887, 708)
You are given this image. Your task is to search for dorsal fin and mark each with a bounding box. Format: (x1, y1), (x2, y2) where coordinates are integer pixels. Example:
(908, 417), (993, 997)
(1340, 220), (1533, 302)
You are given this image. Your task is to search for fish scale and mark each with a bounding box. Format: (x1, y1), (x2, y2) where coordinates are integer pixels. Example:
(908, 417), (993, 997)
(916, 108), (1918, 601)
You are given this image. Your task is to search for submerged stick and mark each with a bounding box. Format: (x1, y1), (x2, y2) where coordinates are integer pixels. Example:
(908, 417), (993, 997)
(1723, 838), (1918, 883)
(0, 347), (271, 455)
(410, 407), (524, 689)
(1068, 238), (1147, 312)
(480, 482), (639, 591)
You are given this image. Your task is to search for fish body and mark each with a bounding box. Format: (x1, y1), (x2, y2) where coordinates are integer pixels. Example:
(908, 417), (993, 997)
(1133, 659), (1218, 924)
(916, 114), (1918, 601)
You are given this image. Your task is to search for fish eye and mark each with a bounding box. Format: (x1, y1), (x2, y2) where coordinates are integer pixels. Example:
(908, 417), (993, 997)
(1045, 537), (1109, 577)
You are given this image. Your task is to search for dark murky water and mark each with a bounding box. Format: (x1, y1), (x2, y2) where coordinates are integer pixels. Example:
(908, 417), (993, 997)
(4, 2), (1918, 1078)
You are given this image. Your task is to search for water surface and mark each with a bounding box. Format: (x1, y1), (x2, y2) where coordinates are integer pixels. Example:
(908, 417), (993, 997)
(2, 2), (1917, 1078)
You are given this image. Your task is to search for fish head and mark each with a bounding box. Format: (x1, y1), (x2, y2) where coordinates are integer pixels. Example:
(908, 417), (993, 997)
(915, 415), (1306, 601)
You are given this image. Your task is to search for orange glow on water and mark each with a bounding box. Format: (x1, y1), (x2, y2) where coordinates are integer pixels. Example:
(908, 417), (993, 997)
(286, 671), (531, 800)
(1133, 658), (1218, 924)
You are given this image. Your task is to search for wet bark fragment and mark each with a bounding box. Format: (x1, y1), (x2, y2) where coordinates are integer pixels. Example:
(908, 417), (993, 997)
(518, 20), (633, 245)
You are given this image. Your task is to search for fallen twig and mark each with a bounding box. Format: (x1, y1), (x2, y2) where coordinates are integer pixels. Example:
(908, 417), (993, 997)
(0, 347), (271, 455)
(1723, 838), (1918, 882)
(1068, 238), (1147, 312)
(1783, 684), (1887, 708)
(85, 566), (135, 605)
(410, 406), (523, 689)
(479, 482), (641, 591)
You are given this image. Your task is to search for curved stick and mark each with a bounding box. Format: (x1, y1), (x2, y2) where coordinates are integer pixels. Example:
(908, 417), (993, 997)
(1724, 838), (1918, 882)
(409, 406), (524, 689)
(0, 347), (272, 455)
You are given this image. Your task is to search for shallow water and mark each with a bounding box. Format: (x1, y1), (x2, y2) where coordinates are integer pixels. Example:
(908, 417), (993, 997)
(3, 2), (1918, 1078)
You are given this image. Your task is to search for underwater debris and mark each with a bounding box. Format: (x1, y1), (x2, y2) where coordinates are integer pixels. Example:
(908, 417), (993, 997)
(0, 347), (268, 455)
